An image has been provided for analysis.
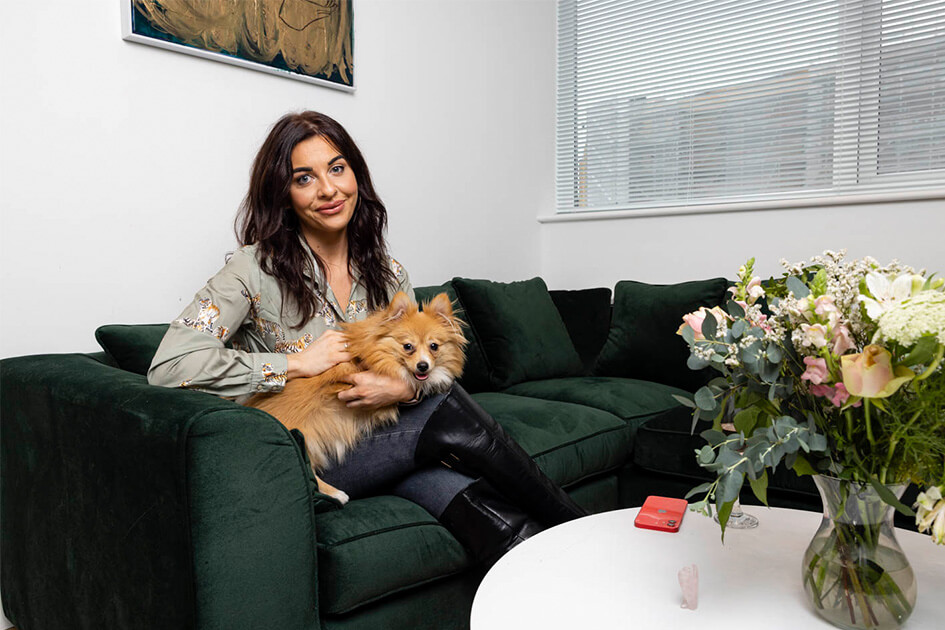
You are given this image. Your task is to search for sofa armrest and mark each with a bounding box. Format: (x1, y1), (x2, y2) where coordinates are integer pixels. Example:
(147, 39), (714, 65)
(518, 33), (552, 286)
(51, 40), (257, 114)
(1, 354), (321, 630)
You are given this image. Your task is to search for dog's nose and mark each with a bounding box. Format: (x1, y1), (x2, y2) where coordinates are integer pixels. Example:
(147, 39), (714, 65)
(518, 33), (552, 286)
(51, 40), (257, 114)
(416, 361), (429, 373)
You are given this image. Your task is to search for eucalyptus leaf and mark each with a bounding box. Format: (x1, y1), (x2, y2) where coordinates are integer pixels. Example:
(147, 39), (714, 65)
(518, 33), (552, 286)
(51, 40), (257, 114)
(701, 313), (718, 341)
(766, 343), (783, 363)
(695, 386), (718, 411)
(760, 360), (780, 383)
(716, 499), (735, 542)
(698, 445), (716, 465)
(718, 471), (744, 505)
(786, 275), (810, 298)
(748, 470), (769, 506)
(809, 432), (828, 452)
(740, 340), (763, 365)
(687, 354), (711, 370)
(672, 394), (696, 408)
(732, 319), (748, 339)
(727, 299), (745, 319)
(690, 408), (702, 434)
(681, 325), (696, 345)
(700, 429), (727, 446)
(685, 482), (713, 499)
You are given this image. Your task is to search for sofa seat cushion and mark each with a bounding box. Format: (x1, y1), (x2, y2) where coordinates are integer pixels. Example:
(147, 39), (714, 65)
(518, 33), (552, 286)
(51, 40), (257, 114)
(502, 377), (691, 441)
(470, 392), (631, 488)
(315, 496), (470, 615)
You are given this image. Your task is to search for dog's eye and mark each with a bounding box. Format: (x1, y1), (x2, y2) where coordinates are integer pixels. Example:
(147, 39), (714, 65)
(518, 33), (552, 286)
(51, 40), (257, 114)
(403, 343), (414, 352)
(430, 342), (439, 351)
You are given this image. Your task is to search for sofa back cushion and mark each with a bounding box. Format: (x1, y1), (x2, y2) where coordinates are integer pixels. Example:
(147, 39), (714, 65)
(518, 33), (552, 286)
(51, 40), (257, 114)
(593, 278), (729, 392)
(413, 283), (493, 394)
(95, 324), (170, 375)
(451, 277), (585, 390)
(549, 287), (612, 372)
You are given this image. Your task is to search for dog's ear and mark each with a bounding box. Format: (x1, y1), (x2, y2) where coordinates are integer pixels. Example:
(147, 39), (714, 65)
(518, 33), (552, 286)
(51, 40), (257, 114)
(386, 292), (414, 320)
(425, 293), (455, 320)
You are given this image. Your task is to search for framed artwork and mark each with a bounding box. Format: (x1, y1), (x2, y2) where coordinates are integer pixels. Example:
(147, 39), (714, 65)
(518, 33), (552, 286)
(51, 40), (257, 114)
(121, 0), (354, 91)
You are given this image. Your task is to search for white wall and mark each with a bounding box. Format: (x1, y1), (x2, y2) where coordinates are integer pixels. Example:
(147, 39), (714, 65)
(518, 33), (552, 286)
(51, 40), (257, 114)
(0, 1), (554, 627)
(541, 199), (945, 289)
(0, 0), (555, 359)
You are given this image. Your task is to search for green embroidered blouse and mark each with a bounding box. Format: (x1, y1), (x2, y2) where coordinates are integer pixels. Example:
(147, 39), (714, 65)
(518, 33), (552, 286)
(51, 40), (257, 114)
(147, 242), (413, 397)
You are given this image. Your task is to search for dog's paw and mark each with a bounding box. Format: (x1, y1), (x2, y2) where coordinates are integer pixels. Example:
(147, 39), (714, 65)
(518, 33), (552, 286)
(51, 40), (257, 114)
(330, 489), (350, 505)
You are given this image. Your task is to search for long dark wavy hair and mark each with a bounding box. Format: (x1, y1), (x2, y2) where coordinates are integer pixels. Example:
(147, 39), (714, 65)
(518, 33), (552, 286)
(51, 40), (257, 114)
(235, 111), (398, 327)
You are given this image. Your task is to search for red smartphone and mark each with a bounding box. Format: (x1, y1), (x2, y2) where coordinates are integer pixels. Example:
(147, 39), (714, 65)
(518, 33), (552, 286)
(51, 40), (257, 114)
(633, 496), (688, 532)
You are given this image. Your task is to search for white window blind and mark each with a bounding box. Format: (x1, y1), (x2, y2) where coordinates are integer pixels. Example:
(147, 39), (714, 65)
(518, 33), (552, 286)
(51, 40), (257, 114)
(556, 0), (945, 214)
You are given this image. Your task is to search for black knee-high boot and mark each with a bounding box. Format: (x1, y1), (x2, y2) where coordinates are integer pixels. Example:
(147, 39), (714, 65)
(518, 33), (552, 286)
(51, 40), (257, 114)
(439, 478), (545, 566)
(415, 386), (587, 527)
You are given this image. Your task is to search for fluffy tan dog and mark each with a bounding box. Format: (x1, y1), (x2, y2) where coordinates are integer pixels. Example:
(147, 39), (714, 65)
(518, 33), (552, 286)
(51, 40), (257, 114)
(246, 292), (466, 503)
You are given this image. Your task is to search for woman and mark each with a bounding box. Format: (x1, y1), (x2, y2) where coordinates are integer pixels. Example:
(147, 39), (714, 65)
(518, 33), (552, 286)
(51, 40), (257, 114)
(149, 111), (584, 565)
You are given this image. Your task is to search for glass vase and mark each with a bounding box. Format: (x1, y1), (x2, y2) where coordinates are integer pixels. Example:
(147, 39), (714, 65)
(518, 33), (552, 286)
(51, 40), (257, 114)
(802, 475), (916, 630)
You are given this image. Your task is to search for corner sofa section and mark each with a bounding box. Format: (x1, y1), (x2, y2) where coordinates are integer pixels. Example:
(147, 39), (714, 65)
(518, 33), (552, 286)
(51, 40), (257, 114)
(2, 274), (801, 630)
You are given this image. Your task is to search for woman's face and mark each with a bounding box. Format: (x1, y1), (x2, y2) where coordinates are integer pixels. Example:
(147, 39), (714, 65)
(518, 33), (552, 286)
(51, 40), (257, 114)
(289, 134), (359, 242)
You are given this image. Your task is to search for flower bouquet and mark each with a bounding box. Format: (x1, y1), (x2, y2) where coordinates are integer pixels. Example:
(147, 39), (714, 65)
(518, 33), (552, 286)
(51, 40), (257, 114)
(675, 251), (944, 630)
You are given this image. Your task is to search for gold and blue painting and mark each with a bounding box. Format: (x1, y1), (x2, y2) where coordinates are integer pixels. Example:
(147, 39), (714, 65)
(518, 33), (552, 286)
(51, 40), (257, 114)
(121, 0), (354, 91)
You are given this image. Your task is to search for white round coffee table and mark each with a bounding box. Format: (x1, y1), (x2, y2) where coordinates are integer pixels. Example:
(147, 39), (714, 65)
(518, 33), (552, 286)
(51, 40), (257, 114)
(471, 506), (945, 629)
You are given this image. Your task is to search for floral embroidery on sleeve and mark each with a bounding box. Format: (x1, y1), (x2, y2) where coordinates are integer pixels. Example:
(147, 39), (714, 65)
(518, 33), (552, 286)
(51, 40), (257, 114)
(177, 298), (229, 340)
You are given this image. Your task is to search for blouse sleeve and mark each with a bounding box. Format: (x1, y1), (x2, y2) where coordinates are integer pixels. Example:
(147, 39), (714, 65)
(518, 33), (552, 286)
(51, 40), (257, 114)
(147, 248), (289, 397)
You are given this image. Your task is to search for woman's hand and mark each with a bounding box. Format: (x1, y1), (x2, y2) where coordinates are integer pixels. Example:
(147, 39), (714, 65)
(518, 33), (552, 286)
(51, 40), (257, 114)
(286, 329), (351, 379)
(337, 371), (416, 409)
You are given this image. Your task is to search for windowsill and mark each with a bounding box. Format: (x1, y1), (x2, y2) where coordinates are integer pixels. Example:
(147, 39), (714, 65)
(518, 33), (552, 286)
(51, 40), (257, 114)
(538, 189), (945, 223)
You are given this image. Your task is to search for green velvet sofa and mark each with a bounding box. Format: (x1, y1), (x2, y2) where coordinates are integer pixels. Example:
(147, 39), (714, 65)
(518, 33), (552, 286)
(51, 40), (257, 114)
(1, 275), (827, 630)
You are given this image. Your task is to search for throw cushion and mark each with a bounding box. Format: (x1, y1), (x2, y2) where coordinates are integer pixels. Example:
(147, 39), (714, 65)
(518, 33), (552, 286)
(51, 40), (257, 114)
(95, 324), (170, 375)
(593, 278), (729, 392)
(549, 288), (612, 371)
(451, 277), (585, 390)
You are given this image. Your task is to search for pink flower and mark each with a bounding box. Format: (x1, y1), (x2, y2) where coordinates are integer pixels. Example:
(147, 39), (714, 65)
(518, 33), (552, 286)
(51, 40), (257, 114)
(829, 382), (853, 407)
(831, 325), (856, 356)
(809, 382), (858, 407)
(840, 345), (914, 399)
(801, 357), (829, 385)
(814, 295), (837, 316)
(677, 306), (726, 340)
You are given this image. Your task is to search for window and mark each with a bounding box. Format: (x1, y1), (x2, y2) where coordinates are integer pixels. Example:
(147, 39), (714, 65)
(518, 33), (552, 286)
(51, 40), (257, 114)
(556, 0), (945, 214)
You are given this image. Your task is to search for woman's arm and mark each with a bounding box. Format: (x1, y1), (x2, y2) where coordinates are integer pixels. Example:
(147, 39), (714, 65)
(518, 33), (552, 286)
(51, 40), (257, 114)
(148, 248), (290, 397)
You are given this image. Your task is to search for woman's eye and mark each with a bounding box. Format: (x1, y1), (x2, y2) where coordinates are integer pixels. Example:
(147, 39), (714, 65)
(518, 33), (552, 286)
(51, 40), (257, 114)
(296, 174), (313, 185)
(403, 343), (414, 352)
(430, 343), (439, 351)
(330, 164), (345, 174)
